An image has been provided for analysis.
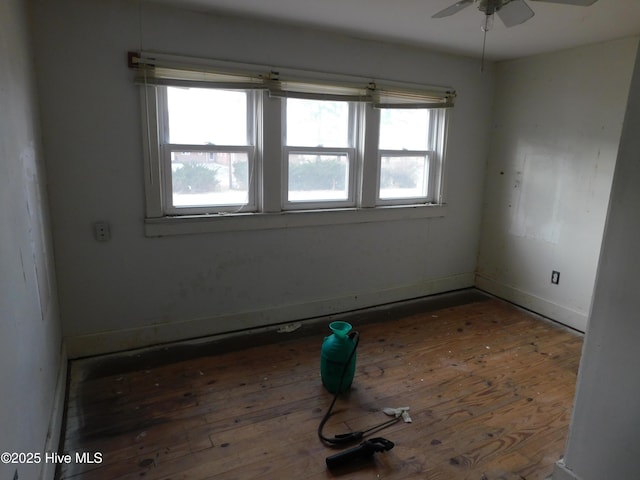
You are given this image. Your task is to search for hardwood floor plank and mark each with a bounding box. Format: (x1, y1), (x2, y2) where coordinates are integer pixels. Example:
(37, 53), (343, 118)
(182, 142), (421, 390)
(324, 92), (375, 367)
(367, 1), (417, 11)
(58, 294), (582, 480)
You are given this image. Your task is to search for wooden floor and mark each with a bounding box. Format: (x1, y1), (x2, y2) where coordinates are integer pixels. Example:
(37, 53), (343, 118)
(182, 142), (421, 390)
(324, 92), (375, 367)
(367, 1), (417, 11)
(59, 294), (583, 480)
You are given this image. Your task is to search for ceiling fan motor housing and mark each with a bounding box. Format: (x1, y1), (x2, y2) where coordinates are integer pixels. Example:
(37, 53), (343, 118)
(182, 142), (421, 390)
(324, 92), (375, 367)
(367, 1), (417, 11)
(478, 0), (507, 15)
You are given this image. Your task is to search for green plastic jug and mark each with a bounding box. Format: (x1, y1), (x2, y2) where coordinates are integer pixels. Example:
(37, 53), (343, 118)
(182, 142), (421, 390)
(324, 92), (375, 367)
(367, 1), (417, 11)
(320, 321), (357, 394)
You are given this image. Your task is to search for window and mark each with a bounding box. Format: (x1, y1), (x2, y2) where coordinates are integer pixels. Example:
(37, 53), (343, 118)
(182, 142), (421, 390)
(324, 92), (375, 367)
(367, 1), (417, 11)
(378, 108), (432, 204)
(133, 52), (454, 233)
(161, 86), (256, 214)
(284, 98), (356, 208)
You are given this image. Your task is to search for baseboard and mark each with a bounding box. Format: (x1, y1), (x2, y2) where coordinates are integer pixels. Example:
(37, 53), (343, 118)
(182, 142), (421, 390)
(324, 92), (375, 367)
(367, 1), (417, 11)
(39, 343), (67, 480)
(475, 275), (588, 333)
(552, 459), (582, 480)
(66, 273), (475, 358)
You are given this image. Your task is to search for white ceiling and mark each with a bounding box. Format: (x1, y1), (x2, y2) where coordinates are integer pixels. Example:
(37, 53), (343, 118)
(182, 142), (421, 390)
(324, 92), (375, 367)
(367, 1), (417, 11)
(149, 0), (640, 61)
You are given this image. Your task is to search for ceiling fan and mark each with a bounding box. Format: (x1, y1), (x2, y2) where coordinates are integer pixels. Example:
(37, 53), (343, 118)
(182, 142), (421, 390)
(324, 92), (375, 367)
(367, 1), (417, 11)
(432, 0), (598, 70)
(433, 0), (598, 30)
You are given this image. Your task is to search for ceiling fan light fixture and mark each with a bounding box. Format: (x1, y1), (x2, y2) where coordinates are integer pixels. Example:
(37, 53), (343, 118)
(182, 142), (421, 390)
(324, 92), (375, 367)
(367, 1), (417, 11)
(432, 0), (599, 23)
(430, 0), (600, 71)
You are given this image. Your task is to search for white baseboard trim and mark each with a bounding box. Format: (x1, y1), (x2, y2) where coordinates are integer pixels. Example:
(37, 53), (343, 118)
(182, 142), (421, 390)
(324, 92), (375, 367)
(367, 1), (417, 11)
(552, 459), (582, 480)
(66, 273), (475, 358)
(40, 343), (67, 480)
(475, 275), (588, 333)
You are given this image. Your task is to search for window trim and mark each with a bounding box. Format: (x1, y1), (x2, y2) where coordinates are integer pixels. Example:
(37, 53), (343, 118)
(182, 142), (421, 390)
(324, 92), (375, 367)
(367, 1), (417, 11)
(134, 53), (454, 235)
(151, 86), (260, 215)
(374, 106), (443, 206)
(144, 203), (448, 237)
(282, 97), (360, 210)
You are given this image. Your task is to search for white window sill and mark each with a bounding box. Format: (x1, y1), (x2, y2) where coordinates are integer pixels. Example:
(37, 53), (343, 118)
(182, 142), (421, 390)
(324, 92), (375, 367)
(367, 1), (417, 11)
(144, 203), (447, 237)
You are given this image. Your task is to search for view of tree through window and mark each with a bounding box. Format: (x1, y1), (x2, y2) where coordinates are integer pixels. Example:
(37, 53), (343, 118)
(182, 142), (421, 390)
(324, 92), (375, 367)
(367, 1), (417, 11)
(285, 98), (352, 203)
(166, 87), (252, 208)
(286, 98), (349, 147)
(148, 81), (446, 216)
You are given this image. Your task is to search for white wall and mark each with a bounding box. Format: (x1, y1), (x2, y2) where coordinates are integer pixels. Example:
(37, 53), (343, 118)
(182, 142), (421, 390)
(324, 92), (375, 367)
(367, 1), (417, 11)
(476, 37), (638, 332)
(0, 1), (65, 479)
(29, 0), (494, 357)
(552, 40), (640, 480)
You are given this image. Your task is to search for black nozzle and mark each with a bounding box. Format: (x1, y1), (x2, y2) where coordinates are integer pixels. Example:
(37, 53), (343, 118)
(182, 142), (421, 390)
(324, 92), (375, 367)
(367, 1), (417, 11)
(325, 437), (395, 470)
(333, 431), (364, 442)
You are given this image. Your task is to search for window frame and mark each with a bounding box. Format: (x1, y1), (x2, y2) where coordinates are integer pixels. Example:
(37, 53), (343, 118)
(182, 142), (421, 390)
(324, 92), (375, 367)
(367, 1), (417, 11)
(375, 107), (444, 206)
(282, 97), (361, 210)
(377, 150), (433, 205)
(282, 147), (357, 209)
(161, 144), (257, 215)
(154, 86), (259, 215)
(135, 54), (453, 235)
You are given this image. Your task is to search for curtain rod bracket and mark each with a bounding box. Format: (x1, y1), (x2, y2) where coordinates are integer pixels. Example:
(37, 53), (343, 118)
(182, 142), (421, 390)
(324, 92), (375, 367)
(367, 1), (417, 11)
(128, 51), (141, 68)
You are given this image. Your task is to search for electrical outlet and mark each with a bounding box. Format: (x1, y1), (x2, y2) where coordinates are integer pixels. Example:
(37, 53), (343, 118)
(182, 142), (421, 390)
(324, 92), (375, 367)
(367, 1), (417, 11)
(551, 270), (560, 285)
(94, 221), (111, 242)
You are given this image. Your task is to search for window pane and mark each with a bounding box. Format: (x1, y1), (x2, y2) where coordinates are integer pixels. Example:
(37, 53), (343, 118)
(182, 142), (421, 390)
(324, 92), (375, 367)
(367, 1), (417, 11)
(171, 151), (249, 207)
(167, 87), (248, 145)
(288, 153), (349, 201)
(286, 99), (350, 147)
(379, 156), (429, 199)
(379, 109), (430, 150)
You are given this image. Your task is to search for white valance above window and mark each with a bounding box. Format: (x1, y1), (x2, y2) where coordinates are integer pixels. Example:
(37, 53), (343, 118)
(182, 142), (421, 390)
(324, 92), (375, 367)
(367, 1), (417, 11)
(372, 87), (455, 109)
(129, 51), (456, 108)
(267, 80), (373, 102)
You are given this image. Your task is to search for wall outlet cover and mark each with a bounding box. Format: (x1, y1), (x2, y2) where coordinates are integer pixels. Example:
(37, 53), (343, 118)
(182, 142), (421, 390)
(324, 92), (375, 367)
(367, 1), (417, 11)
(94, 221), (111, 242)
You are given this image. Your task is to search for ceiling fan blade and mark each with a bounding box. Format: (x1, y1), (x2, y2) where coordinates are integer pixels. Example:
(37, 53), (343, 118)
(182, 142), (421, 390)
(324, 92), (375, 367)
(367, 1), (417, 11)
(432, 0), (474, 18)
(497, 0), (535, 27)
(530, 0), (597, 5)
